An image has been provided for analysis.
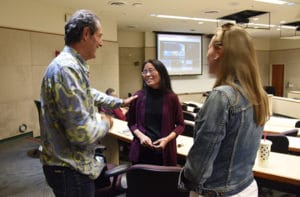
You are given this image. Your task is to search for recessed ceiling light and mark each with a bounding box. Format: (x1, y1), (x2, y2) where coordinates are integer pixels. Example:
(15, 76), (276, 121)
(108, 0), (127, 6)
(132, 2), (143, 7)
(287, 2), (295, 6)
(152, 14), (220, 23)
(254, 0), (287, 5)
(229, 2), (240, 6)
(204, 10), (219, 14)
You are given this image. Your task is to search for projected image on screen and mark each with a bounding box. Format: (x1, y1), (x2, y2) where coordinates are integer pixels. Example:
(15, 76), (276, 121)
(157, 33), (202, 75)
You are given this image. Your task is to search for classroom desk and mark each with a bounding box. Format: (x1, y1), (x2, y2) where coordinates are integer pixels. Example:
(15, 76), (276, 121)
(266, 116), (299, 128)
(252, 152), (300, 187)
(109, 118), (300, 154)
(183, 101), (203, 108)
(176, 135), (300, 194)
(109, 118), (300, 193)
(263, 124), (299, 135)
(287, 136), (300, 152)
(183, 118), (299, 136)
(177, 136), (300, 185)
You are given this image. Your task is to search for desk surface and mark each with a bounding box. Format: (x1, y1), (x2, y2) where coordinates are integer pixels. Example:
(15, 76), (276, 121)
(287, 136), (300, 152)
(184, 118), (299, 136)
(253, 152), (300, 186)
(109, 118), (300, 187)
(110, 118), (300, 153)
(266, 116), (299, 127)
(176, 135), (300, 187)
(263, 124), (298, 135)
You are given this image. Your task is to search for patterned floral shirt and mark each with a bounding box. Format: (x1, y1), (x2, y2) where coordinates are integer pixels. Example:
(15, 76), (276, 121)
(40, 46), (122, 179)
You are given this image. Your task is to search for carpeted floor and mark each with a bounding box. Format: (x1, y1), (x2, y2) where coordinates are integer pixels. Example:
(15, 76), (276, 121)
(0, 137), (54, 197)
(0, 136), (296, 197)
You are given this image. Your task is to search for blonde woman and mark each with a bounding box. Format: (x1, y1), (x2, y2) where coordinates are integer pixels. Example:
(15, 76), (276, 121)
(179, 23), (269, 197)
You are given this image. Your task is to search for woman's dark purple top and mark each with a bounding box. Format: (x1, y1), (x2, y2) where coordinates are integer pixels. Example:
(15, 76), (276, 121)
(127, 89), (185, 166)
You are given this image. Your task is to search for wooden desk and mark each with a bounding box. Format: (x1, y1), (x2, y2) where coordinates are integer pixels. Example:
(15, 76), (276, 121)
(110, 118), (300, 153)
(109, 118), (132, 143)
(253, 152), (300, 194)
(108, 118), (300, 193)
(176, 135), (193, 157)
(266, 116), (299, 128)
(265, 116), (299, 136)
(183, 101), (203, 108)
(175, 135), (300, 193)
(252, 152), (300, 187)
(263, 124), (298, 135)
(287, 136), (300, 152)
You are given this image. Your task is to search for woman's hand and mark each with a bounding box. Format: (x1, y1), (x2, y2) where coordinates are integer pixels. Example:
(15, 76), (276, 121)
(139, 135), (154, 148)
(152, 131), (177, 151)
(133, 129), (153, 148)
(152, 138), (168, 150)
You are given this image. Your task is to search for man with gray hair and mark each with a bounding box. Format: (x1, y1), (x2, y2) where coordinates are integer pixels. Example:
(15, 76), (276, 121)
(40, 9), (136, 196)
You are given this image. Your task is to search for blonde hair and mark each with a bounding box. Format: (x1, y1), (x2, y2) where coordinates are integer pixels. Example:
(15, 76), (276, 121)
(212, 24), (269, 126)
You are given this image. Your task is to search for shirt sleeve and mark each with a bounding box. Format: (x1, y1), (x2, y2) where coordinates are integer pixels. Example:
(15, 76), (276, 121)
(53, 66), (109, 146)
(90, 88), (123, 109)
(181, 90), (229, 189)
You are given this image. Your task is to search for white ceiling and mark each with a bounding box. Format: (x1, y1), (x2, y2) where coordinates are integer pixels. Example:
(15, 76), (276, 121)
(42, 0), (300, 38)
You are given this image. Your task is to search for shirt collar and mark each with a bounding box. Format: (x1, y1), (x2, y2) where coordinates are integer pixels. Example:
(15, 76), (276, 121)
(63, 45), (90, 73)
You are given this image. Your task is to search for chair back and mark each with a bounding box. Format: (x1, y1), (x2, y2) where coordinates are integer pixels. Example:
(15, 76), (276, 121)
(182, 121), (194, 137)
(181, 104), (188, 112)
(264, 134), (289, 154)
(34, 100), (43, 134)
(34, 100), (41, 118)
(295, 121), (300, 128)
(126, 164), (188, 197)
(183, 111), (196, 121)
(193, 107), (201, 113)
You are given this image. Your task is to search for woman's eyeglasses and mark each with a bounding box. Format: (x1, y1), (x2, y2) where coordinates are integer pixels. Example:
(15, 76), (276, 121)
(141, 69), (156, 76)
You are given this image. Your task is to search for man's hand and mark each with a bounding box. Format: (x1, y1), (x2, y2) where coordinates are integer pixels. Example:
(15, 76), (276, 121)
(100, 113), (113, 129)
(122, 95), (138, 107)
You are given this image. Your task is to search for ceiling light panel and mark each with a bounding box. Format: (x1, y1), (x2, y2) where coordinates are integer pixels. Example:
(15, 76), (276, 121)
(254, 0), (287, 5)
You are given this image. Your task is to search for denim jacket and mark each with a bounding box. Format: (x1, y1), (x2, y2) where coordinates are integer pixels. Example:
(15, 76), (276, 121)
(178, 84), (263, 196)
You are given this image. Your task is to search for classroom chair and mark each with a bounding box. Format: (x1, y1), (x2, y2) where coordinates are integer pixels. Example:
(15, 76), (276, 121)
(112, 164), (189, 197)
(183, 111), (196, 121)
(282, 128), (299, 137)
(263, 134), (289, 154)
(182, 121), (195, 137)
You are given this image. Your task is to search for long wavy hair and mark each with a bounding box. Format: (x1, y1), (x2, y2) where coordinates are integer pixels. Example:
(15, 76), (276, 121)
(212, 23), (269, 126)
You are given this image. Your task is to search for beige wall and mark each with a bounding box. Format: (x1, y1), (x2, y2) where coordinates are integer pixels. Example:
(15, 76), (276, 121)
(0, 0), (118, 41)
(269, 48), (300, 96)
(0, 27), (119, 140)
(118, 31), (145, 98)
(0, 28), (63, 139)
(118, 31), (272, 97)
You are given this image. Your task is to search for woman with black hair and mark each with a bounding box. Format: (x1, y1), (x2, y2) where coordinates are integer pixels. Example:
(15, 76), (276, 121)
(127, 59), (185, 166)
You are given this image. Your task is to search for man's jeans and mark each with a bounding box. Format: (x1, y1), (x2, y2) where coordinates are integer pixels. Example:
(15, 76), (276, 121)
(43, 165), (95, 197)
